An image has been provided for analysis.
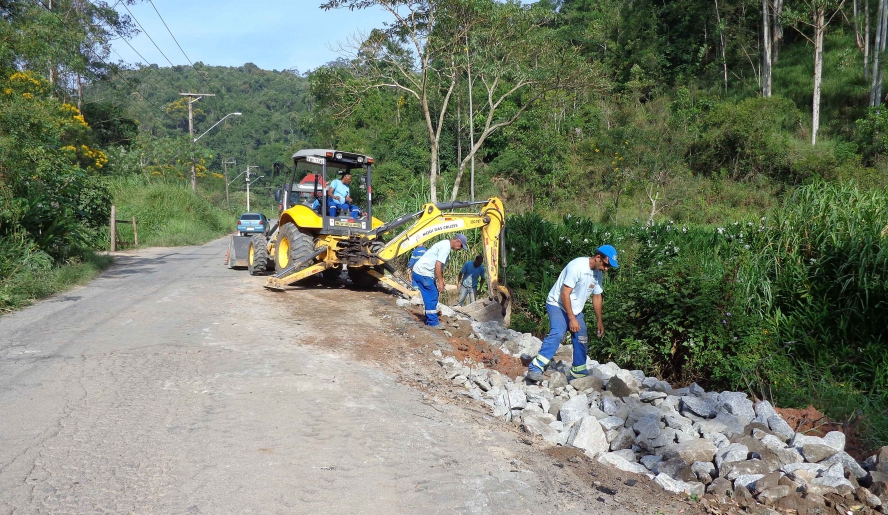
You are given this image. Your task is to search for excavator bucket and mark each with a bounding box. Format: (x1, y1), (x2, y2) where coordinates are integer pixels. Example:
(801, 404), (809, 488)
(453, 284), (512, 327)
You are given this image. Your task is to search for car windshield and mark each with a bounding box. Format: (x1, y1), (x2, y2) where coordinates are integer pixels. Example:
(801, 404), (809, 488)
(240, 214), (261, 220)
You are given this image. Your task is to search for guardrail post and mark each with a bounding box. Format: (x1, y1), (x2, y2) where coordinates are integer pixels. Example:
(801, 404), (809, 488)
(132, 216), (138, 246)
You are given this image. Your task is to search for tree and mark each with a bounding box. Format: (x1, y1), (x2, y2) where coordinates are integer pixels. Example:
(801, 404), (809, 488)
(871, 0), (888, 105)
(786, 0), (847, 144)
(321, 0), (466, 203)
(447, 1), (603, 201)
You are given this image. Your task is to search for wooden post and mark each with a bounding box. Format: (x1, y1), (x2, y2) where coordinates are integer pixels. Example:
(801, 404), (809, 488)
(110, 205), (117, 252)
(132, 216), (138, 246)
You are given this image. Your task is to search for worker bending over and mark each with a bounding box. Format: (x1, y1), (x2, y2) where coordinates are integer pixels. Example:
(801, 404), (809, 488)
(525, 245), (619, 383)
(411, 235), (467, 326)
(456, 255), (486, 306)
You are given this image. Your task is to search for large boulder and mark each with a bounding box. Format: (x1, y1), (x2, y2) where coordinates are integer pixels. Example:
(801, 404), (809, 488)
(590, 362), (620, 382)
(821, 451), (867, 479)
(654, 473), (706, 497)
(597, 452), (649, 475)
(657, 439), (718, 465)
(721, 459), (773, 480)
(766, 415), (795, 442)
(520, 411), (562, 445)
(717, 391), (756, 426)
(633, 415), (662, 440)
(754, 400), (778, 422)
(547, 371), (567, 389)
(877, 446), (888, 474)
(680, 396), (717, 418)
(567, 415), (609, 456)
(822, 431), (846, 452)
(559, 393), (589, 425)
(800, 443), (838, 463)
(570, 375), (604, 393)
(715, 443), (749, 468)
(610, 427), (635, 451)
(598, 416), (626, 432)
(607, 369), (641, 397)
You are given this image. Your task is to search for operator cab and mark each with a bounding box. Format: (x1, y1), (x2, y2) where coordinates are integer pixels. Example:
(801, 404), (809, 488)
(282, 149), (374, 235)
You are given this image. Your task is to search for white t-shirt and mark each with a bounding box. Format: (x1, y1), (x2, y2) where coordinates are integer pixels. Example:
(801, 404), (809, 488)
(546, 257), (604, 315)
(413, 240), (452, 278)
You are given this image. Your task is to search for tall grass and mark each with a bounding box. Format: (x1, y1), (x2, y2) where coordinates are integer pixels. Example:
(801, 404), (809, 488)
(504, 181), (888, 446)
(106, 175), (241, 247)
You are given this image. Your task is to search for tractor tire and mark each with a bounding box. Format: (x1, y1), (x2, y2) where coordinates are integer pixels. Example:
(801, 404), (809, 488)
(248, 234), (271, 275)
(275, 222), (315, 273)
(348, 266), (382, 288)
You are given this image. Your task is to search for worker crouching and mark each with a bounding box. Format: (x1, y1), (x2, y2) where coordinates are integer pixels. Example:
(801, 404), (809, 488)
(525, 245), (619, 383)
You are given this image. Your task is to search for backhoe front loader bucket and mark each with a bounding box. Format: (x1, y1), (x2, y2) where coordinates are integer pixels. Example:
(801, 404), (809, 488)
(227, 235), (253, 269)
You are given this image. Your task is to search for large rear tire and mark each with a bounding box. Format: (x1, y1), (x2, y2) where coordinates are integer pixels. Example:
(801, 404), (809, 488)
(248, 234), (271, 275)
(275, 222), (315, 273)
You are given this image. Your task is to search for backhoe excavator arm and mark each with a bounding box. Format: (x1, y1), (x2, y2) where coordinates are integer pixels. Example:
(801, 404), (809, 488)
(374, 197), (511, 321)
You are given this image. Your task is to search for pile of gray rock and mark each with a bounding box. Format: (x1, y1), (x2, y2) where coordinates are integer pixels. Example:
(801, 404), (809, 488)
(435, 353), (888, 513)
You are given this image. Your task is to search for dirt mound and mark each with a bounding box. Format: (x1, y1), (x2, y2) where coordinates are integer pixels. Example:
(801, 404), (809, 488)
(775, 405), (872, 459)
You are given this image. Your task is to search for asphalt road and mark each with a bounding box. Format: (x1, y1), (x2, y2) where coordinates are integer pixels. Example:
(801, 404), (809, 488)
(0, 239), (572, 514)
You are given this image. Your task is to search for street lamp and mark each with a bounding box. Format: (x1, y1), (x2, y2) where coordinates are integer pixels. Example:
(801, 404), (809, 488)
(194, 112), (242, 143)
(189, 112), (241, 194)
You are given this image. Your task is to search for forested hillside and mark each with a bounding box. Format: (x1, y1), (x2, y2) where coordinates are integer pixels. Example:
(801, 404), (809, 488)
(2, 0), (888, 444)
(87, 63), (314, 179)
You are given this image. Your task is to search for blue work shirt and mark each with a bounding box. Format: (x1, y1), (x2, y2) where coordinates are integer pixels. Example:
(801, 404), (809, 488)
(408, 246), (427, 269)
(328, 179), (350, 204)
(460, 261), (486, 289)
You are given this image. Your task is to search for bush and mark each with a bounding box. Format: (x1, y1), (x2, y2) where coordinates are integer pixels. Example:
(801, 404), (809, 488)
(689, 96), (801, 182)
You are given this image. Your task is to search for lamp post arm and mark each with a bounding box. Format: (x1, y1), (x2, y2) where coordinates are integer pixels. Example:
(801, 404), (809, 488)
(193, 112), (242, 143)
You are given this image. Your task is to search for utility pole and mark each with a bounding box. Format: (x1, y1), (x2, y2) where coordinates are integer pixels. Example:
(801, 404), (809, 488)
(222, 157), (237, 208)
(179, 92), (215, 191)
(245, 166), (259, 211)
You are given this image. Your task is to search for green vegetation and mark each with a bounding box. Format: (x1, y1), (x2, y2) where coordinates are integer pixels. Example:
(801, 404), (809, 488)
(3, 0), (888, 443)
(107, 175), (256, 248)
(0, 238), (113, 313)
(505, 182), (888, 445)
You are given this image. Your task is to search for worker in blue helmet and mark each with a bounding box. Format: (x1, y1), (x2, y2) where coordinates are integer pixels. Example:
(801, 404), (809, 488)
(525, 245), (619, 383)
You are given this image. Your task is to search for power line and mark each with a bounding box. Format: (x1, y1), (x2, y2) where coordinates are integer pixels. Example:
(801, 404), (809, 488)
(108, 29), (180, 92)
(117, 1), (177, 68)
(30, 0), (179, 127)
(147, 0), (194, 67)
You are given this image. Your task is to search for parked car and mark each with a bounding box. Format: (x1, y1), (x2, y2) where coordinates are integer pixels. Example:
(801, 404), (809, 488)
(236, 212), (268, 236)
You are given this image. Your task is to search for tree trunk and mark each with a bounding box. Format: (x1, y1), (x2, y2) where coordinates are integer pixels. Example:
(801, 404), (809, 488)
(763, 0), (773, 97)
(715, 0), (729, 93)
(772, 0), (784, 62)
(871, 0), (887, 106)
(866, 0), (872, 79)
(812, 7), (825, 145)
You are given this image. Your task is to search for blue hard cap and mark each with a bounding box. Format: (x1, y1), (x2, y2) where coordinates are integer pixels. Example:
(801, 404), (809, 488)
(597, 245), (619, 269)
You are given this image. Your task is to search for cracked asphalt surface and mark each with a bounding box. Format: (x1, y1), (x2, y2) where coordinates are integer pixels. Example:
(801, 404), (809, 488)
(0, 238), (702, 515)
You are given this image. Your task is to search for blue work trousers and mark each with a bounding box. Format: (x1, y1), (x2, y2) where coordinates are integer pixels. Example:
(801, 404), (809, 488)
(529, 304), (589, 379)
(328, 201), (361, 218)
(412, 272), (440, 326)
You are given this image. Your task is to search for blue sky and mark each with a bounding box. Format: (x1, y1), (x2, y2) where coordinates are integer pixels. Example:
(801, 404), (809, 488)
(110, 0), (390, 72)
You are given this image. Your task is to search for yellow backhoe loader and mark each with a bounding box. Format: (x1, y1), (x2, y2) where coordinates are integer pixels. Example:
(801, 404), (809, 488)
(247, 149), (511, 324)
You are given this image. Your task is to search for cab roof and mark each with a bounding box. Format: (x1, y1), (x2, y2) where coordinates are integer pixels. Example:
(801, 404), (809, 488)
(291, 149), (373, 163)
